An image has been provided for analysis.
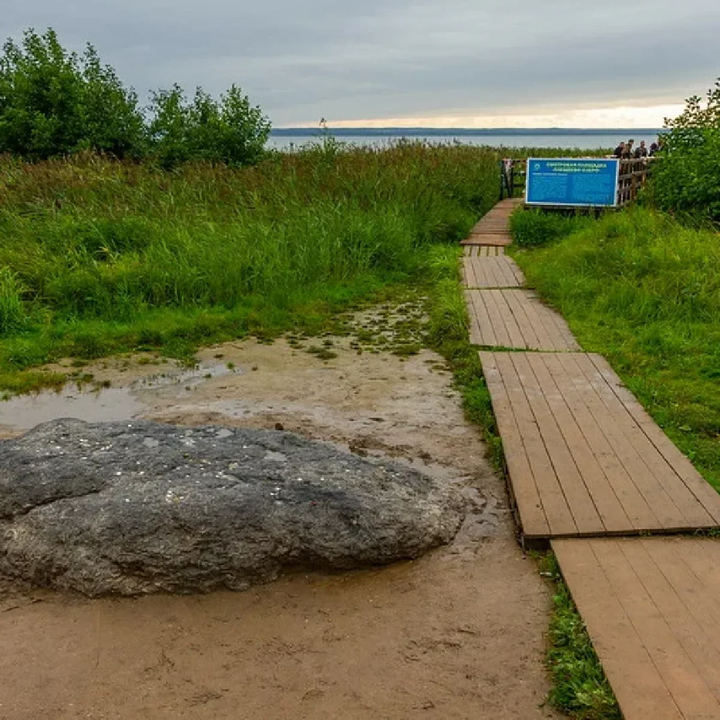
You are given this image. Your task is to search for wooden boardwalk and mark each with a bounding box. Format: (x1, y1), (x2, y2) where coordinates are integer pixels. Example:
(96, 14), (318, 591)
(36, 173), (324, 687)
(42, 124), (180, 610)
(463, 199), (720, 720)
(554, 537), (720, 720)
(461, 198), (520, 246)
(463, 246), (506, 257)
(479, 351), (720, 540)
(462, 254), (525, 288)
(466, 290), (579, 350)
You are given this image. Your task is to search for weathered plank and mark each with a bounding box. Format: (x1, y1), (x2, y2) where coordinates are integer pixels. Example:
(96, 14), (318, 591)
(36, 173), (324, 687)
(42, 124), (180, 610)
(461, 233), (513, 247)
(463, 245), (506, 257)
(553, 537), (720, 720)
(466, 290), (580, 351)
(481, 352), (720, 539)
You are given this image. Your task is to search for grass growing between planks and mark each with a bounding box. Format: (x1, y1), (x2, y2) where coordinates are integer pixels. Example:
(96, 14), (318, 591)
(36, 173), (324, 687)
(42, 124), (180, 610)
(540, 554), (622, 720)
(423, 245), (504, 471)
(511, 207), (720, 491)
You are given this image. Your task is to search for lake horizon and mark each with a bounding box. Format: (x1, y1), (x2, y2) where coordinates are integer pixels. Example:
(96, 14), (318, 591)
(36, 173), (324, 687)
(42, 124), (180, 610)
(269, 127), (665, 151)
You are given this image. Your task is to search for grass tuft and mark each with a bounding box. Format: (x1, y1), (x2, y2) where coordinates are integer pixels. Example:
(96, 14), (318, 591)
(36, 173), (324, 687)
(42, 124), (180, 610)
(539, 554), (622, 720)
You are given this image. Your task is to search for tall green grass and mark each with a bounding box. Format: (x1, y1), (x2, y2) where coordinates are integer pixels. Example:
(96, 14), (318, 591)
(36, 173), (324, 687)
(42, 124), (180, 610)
(512, 207), (720, 489)
(0, 143), (506, 389)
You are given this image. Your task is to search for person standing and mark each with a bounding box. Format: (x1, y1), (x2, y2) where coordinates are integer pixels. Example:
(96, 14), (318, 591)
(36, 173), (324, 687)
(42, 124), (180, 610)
(613, 141), (625, 158)
(634, 140), (648, 158)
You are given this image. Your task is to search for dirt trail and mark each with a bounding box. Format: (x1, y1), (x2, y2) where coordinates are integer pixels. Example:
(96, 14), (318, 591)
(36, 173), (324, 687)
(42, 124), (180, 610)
(0, 337), (559, 719)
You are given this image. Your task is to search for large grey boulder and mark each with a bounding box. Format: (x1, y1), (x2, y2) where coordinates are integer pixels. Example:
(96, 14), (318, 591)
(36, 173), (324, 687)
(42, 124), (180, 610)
(0, 419), (464, 596)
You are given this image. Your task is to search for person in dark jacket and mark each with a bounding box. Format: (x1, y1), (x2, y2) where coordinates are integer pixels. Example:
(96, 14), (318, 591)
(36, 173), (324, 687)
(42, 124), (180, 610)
(613, 141), (625, 158)
(634, 140), (648, 158)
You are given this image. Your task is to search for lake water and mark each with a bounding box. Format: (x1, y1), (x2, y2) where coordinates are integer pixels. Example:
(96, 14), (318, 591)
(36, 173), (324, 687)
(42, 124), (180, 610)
(268, 130), (663, 152)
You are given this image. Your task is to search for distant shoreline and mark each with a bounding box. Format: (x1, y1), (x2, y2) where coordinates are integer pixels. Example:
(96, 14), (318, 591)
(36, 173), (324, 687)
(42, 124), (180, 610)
(271, 127), (664, 137)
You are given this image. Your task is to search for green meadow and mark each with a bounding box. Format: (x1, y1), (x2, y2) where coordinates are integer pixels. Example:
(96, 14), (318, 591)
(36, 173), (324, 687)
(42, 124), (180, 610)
(0, 143), (495, 392)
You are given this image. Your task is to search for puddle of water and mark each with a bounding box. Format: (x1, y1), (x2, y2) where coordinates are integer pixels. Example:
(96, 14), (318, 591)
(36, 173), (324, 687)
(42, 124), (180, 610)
(0, 361), (233, 433)
(134, 362), (234, 389)
(0, 386), (143, 431)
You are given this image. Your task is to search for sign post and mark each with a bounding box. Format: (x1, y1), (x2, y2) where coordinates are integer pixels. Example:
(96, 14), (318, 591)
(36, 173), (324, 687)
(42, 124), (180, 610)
(525, 158), (619, 207)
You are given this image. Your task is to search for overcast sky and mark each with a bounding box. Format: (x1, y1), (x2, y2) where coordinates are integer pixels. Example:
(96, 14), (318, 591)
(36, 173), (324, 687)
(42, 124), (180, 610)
(4, 0), (720, 127)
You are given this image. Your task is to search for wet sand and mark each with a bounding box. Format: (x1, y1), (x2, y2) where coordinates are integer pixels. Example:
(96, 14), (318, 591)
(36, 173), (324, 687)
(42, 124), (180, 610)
(0, 338), (559, 719)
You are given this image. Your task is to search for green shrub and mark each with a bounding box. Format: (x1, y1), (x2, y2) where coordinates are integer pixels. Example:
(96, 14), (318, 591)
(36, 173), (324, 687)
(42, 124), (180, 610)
(147, 84), (270, 168)
(0, 28), (145, 159)
(0, 27), (270, 168)
(648, 79), (720, 222)
(510, 208), (591, 247)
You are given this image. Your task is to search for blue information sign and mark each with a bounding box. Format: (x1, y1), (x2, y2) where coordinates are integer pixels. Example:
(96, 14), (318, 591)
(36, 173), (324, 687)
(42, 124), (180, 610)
(525, 158), (619, 207)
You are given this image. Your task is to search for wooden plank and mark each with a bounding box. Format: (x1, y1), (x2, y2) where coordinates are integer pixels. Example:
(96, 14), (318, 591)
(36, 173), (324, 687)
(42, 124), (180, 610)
(485, 352), (720, 538)
(648, 539), (720, 647)
(553, 538), (684, 720)
(461, 256), (478, 288)
(556, 538), (720, 719)
(574, 355), (717, 529)
(461, 234), (512, 246)
(465, 291), (578, 351)
(542, 353), (660, 530)
(519, 292), (574, 351)
(556, 353), (689, 530)
(510, 353), (604, 534)
(478, 352), (549, 536)
(526, 353), (631, 533)
(490, 352), (576, 536)
(464, 290), (495, 347)
(494, 257), (523, 287)
(480, 290), (513, 347)
(624, 540), (720, 699)
(501, 290), (541, 350)
(589, 355), (720, 526)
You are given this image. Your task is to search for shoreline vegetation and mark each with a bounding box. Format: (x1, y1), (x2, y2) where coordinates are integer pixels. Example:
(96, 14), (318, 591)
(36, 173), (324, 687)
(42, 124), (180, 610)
(0, 144), (494, 393)
(0, 143), (600, 396)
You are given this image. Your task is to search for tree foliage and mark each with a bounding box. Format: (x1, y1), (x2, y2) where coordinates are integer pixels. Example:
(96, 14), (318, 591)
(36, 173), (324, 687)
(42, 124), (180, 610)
(0, 27), (271, 167)
(0, 28), (145, 159)
(649, 79), (720, 221)
(148, 85), (270, 168)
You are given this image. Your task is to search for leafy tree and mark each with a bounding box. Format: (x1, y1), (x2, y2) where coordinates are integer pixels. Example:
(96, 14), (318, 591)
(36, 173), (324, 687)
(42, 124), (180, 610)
(0, 28), (145, 159)
(649, 79), (720, 221)
(1, 27), (271, 167)
(148, 84), (270, 168)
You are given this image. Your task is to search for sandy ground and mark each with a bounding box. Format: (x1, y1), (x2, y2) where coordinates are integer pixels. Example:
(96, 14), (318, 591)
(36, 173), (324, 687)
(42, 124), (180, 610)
(0, 337), (559, 719)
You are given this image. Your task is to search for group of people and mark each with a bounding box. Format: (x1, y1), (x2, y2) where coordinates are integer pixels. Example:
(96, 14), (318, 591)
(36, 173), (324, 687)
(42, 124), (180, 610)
(612, 138), (661, 159)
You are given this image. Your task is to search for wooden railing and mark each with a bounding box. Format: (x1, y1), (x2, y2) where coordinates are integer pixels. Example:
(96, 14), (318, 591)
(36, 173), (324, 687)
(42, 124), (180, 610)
(499, 159), (526, 200)
(616, 158), (651, 206)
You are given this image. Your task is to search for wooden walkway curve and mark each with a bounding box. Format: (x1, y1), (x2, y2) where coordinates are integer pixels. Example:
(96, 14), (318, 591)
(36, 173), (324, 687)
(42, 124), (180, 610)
(461, 198), (720, 720)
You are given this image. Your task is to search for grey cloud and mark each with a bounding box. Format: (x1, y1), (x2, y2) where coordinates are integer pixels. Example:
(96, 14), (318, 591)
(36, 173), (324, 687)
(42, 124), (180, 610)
(4, 0), (720, 124)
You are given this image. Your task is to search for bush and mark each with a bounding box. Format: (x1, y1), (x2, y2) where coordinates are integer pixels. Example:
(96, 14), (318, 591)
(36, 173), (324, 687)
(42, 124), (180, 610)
(510, 208), (591, 247)
(648, 79), (720, 222)
(0, 28), (145, 159)
(148, 85), (270, 168)
(0, 27), (271, 168)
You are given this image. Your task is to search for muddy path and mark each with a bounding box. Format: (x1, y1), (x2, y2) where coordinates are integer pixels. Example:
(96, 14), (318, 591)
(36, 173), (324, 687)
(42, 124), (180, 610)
(0, 334), (559, 719)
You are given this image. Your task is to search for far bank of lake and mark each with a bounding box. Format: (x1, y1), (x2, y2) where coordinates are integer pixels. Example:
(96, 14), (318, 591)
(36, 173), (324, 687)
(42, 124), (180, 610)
(269, 127), (664, 151)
